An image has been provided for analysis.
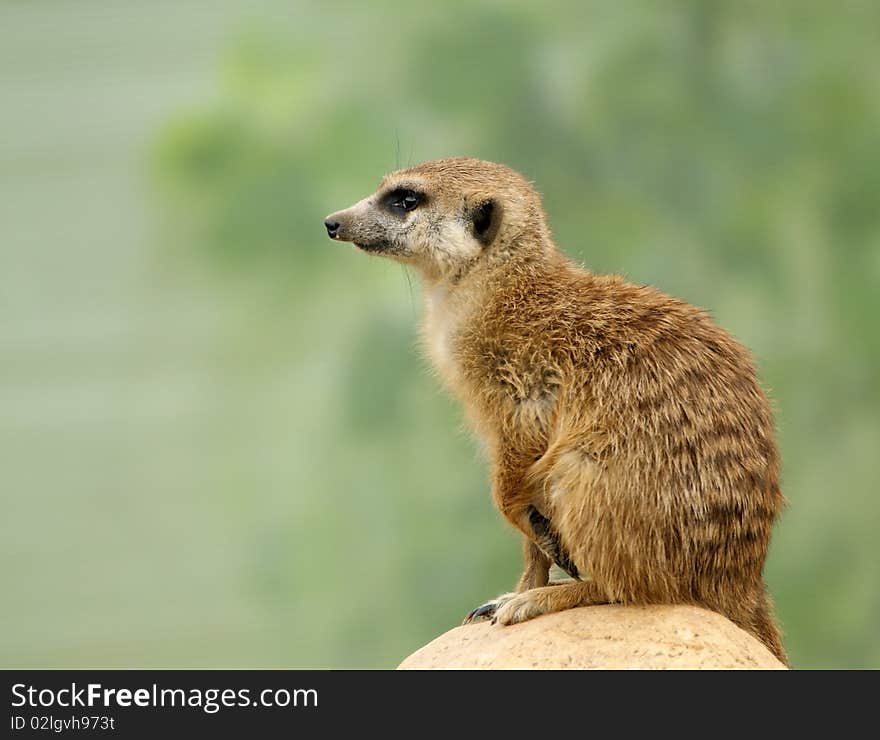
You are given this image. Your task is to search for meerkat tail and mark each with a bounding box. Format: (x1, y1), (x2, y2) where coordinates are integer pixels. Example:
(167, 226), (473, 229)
(722, 590), (789, 666)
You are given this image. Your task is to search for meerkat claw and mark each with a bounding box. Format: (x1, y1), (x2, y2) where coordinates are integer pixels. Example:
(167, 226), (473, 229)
(462, 593), (516, 624)
(463, 603), (496, 623)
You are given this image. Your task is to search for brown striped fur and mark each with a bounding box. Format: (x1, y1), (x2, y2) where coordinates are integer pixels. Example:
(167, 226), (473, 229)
(325, 157), (787, 664)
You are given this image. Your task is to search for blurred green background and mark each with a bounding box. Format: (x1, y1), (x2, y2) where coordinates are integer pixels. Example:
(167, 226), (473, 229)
(2, 0), (878, 669)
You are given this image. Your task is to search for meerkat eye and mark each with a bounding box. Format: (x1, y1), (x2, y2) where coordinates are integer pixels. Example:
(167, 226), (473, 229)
(389, 189), (422, 212)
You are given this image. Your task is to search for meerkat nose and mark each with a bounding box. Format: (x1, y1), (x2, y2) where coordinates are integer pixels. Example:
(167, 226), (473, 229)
(324, 218), (341, 239)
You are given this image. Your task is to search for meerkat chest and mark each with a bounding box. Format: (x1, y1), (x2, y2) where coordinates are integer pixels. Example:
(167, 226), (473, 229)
(423, 285), (560, 440)
(423, 284), (462, 384)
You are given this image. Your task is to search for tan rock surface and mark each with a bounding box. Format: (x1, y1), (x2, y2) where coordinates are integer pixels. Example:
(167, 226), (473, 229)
(398, 604), (786, 670)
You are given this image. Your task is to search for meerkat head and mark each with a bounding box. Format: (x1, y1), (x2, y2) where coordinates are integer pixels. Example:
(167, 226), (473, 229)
(324, 157), (552, 281)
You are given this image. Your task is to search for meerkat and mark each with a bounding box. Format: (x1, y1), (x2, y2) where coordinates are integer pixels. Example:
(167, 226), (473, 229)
(324, 157), (788, 664)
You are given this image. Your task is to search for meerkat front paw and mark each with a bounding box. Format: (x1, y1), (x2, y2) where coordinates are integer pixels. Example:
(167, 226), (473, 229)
(491, 590), (549, 626)
(462, 593), (516, 624)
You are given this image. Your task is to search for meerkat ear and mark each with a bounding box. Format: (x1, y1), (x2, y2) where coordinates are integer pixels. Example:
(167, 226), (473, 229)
(471, 198), (502, 246)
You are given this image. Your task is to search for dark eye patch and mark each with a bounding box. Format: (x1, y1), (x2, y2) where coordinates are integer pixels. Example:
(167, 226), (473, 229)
(383, 188), (424, 214)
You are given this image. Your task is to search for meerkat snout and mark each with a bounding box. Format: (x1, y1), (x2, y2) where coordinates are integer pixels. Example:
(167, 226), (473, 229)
(323, 217), (340, 239)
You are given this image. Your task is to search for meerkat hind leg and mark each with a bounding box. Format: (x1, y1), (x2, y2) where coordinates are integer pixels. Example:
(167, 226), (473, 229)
(493, 580), (609, 626)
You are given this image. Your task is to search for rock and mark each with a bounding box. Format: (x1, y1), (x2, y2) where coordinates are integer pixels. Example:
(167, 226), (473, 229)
(397, 604), (787, 669)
